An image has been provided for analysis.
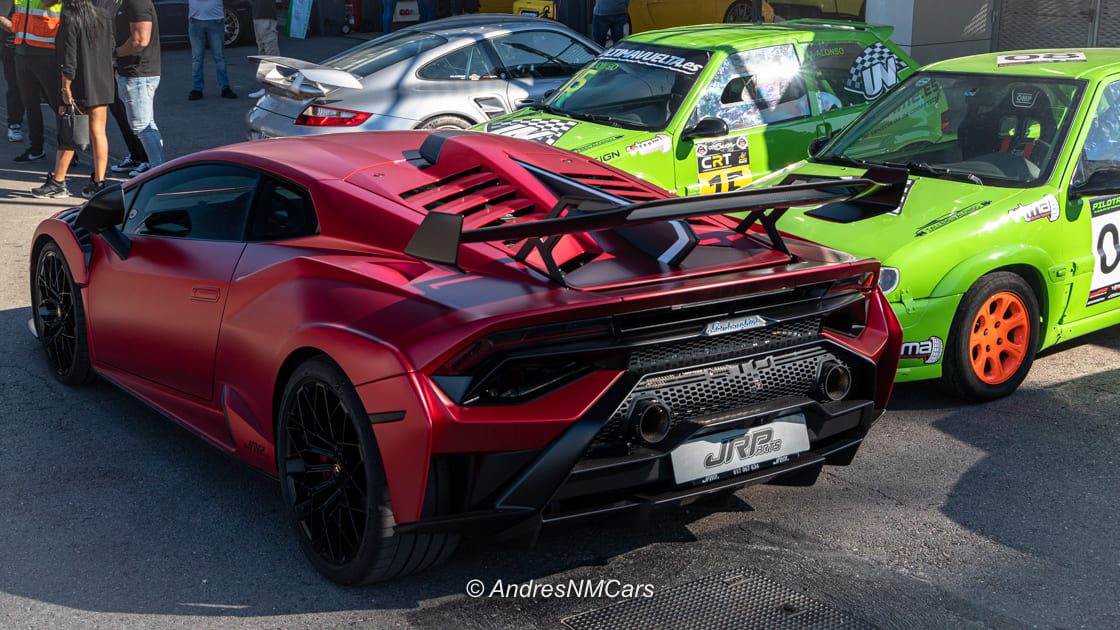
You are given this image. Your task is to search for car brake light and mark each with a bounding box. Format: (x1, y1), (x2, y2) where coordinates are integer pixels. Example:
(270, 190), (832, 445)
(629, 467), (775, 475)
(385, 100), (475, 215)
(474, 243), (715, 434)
(295, 105), (372, 127)
(437, 319), (614, 376)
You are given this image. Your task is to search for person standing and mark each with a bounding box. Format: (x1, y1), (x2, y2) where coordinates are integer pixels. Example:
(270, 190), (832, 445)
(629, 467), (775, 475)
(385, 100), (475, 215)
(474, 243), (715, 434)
(1, 8), (25, 143)
(592, 0), (629, 48)
(188, 0), (236, 100)
(247, 0), (278, 99)
(381, 0), (395, 34)
(5, 0), (63, 164)
(31, 0), (115, 199)
(114, 0), (164, 174)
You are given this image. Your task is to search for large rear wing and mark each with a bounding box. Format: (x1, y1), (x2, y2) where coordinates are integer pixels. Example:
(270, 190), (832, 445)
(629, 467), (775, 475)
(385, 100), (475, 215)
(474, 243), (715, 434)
(405, 165), (908, 282)
(250, 56), (362, 97)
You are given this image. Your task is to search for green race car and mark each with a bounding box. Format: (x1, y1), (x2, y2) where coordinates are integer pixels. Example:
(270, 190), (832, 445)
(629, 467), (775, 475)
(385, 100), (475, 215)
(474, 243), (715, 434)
(478, 19), (915, 196)
(770, 49), (1120, 400)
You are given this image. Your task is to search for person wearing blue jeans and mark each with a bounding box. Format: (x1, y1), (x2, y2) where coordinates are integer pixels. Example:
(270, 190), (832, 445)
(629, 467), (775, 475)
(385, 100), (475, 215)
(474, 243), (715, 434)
(381, 0), (437, 35)
(187, 0), (236, 99)
(592, 0), (629, 47)
(115, 0), (164, 174)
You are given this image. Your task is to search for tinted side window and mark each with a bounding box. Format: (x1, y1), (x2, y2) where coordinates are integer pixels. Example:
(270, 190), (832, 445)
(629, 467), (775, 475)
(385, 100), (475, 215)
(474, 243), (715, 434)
(418, 41), (501, 80)
(248, 179), (319, 241)
(124, 164), (259, 241)
(492, 30), (597, 79)
(803, 41), (872, 112)
(690, 44), (810, 132)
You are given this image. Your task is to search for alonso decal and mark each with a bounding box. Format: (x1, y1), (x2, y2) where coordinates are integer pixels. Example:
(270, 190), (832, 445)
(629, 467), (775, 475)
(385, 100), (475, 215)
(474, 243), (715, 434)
(486, 118), (578, 145)
(900, 336), (944, 364)
(1088, 195), (1120, 306)
(845, 42), (909, 100)
(1008, 194), (1060, 223)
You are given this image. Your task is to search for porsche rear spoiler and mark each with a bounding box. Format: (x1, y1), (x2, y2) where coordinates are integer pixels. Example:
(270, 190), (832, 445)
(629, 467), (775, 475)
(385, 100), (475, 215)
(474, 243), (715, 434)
(250, 56), (363, 97)
(405, 165), (908, 282)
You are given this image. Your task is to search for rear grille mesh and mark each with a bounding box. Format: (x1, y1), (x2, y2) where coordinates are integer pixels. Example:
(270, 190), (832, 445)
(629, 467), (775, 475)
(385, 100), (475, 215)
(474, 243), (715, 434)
(628, 318), (822, 373)
(594, 346), (841, 449)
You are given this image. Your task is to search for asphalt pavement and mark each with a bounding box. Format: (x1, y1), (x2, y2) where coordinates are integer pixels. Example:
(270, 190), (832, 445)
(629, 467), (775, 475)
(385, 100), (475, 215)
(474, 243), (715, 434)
(2, 35), (1119, 630)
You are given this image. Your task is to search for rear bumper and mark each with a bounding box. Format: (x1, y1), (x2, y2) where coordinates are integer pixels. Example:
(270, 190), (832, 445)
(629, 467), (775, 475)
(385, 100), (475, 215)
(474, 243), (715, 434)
(245, 104), (418, 139)
(397, 393), (879, 538)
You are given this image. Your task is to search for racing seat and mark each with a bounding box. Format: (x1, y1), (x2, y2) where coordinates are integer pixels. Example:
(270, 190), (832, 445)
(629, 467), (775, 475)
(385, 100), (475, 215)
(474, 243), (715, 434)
(958, 84), (1055, 163)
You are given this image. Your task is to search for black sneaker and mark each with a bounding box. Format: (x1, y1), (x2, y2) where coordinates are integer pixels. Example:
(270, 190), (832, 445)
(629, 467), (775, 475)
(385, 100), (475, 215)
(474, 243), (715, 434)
(14, 148), (45, 163)
(188, 90), (204, 100)
(111, 155), (142, 173)
(31, 175), (69, 199)
(221, 87), (238, 99)
(81, 179), (106, 199)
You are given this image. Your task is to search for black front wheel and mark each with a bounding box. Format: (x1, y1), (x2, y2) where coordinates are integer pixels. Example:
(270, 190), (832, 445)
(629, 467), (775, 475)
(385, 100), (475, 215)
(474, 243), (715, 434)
(276, 356), (457, 584)
(32, 241), (94, 385)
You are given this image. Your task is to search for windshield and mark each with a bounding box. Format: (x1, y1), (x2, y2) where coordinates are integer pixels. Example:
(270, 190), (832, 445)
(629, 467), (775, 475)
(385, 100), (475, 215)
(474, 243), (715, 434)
(322, 31), (448, 77)
(544, 43), (711, 131)
(818, 72), (1085, 186)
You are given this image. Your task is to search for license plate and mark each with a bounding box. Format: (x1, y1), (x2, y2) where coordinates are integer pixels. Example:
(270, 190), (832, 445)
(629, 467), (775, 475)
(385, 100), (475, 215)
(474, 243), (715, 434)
(670, 414), (810, 485)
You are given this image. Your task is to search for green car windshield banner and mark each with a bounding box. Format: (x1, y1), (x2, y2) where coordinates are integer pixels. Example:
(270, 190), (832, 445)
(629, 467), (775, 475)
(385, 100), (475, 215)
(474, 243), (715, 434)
(597, 43), (710, 76)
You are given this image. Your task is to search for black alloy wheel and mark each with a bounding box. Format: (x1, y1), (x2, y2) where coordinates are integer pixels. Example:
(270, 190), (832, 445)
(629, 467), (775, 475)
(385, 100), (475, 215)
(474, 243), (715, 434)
(33, 242), (94, 385)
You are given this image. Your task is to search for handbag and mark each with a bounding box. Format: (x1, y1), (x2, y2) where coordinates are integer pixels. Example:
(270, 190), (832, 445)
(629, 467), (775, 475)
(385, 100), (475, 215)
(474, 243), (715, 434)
(58, 103), (90, 150)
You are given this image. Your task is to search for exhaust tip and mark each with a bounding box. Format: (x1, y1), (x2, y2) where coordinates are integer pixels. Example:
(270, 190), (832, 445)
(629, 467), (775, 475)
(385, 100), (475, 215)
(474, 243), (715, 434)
(629, 399), (672, 445)
(815, 361), (852, 402)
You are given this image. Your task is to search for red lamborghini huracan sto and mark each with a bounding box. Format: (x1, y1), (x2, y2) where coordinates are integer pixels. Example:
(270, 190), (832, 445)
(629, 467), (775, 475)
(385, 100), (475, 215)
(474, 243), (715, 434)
(29, 130), (903, 584)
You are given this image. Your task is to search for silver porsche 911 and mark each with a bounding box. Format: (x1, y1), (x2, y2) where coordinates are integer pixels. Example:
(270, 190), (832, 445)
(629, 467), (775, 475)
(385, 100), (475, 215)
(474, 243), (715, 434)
(245, 14), (600, 138)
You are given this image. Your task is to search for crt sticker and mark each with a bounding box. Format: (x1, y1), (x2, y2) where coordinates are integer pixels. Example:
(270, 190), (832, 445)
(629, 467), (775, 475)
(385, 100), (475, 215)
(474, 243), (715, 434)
(697, 136), (750, 195)
(1088, 195), (1120, 306)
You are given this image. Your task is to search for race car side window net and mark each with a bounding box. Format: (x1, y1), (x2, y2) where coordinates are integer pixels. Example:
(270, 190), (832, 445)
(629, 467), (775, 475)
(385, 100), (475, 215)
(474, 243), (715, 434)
(405, 166), (907, 286)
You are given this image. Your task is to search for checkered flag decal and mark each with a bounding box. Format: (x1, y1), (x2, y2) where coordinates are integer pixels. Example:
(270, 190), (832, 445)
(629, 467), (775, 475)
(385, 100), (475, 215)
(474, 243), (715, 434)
(844, 42), (909, 100)
(486, 118), (579, 145)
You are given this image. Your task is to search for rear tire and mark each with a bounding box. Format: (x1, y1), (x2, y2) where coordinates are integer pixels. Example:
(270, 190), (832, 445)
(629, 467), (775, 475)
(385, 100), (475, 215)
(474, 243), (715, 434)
(223, 7), (243, 46)
(276, 356), (458, 584)
(941, 272), (1039, 401)
(32, 241), (95, 386)
(723, 0), (758, 23)
(420, 115), (473, 131)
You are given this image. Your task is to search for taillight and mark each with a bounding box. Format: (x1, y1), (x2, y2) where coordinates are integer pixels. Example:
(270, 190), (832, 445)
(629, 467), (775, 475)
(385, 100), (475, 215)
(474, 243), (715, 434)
(295, 105), (372, 127)
(437, 319), (613, 376)
(822, 272), (877, 337)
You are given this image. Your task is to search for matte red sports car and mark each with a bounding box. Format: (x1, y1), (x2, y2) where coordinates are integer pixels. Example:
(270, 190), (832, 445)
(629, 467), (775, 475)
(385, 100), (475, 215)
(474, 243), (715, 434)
(29, 131), (903, 584)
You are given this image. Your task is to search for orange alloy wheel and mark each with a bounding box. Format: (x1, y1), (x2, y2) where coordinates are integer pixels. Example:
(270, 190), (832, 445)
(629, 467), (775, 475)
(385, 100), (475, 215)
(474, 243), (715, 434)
(968, 291), (1031, 385)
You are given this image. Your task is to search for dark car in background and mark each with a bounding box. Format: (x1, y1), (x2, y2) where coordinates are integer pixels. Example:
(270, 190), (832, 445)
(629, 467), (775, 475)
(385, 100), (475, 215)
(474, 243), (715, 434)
(156, 0), (255, 47)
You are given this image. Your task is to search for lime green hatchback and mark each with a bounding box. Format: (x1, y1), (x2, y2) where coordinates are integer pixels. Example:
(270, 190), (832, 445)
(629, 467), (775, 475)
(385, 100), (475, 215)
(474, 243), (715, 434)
(771, 49), (1120, 400)
(478, 19), (915, 196)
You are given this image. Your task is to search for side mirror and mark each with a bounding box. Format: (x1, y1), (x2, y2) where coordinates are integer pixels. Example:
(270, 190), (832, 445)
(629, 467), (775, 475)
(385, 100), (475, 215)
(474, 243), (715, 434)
(1071, 168), (1120, 199)
(75, 183), (131, 259)
(682, 117), (730, 142)
(808, 134), (833, 158)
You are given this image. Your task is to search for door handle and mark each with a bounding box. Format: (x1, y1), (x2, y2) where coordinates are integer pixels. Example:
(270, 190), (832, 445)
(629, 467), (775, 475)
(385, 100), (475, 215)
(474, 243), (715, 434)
(191, 286), (221, 302)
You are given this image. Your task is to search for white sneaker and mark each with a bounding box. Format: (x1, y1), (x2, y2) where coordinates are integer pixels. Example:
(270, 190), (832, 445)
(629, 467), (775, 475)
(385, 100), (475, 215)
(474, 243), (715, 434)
(248, 88), (266, 99)
(7, 124), (22, 143)
(128, 162), (151, 177)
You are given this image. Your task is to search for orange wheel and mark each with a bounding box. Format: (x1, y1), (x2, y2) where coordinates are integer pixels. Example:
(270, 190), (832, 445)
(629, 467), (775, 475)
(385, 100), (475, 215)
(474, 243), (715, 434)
(967, 291), (1031, 385)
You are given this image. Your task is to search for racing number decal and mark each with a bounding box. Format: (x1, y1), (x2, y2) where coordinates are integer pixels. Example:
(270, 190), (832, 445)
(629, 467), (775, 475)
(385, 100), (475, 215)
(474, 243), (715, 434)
(1088, 195), (1120, 306)
(697, 137), (751, 195)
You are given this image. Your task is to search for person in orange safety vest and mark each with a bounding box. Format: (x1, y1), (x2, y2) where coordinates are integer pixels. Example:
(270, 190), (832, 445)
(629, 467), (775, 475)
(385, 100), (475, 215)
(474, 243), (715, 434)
(2, 0), (64, 163)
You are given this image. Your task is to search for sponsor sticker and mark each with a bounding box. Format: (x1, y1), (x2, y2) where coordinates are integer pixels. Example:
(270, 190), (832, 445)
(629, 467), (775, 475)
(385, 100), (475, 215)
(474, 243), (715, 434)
(696, 137), (751, 195)
(900, 336), (944, 365)
(572, 135), (624, 153)
(702, 314), (769, 337)
(997, 52), (1087, 67)
(914, 200), (992, 237)
(1087, 195), (1120, 306)
(1013, 88), (1039, 108)
(627, 135), (672, 157)
(1008, 194), (1060, 223)
(599, 45), (708, 76)
(485, 118), (578, 145)
(844, 42), (909, 100)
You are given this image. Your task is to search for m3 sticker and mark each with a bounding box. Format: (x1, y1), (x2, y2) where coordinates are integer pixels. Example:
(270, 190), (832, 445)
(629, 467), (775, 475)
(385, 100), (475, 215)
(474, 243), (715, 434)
(486, 118), (578, 145)
(1087, 195), (1120, 307)
(914, 200), (992, 237)
(697, 136), (751, 195)
(997, 52), (1087, 67)
(844, 42), (909, 101)
(1008, 195), (1060, 223)
(900, 336), (944, 364)
(627, 135), (672, 157)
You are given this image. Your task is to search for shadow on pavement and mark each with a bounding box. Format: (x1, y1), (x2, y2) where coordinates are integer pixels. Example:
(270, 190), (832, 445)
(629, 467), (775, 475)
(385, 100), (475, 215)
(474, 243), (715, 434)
(0, 304), (749, 617)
